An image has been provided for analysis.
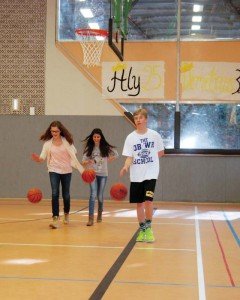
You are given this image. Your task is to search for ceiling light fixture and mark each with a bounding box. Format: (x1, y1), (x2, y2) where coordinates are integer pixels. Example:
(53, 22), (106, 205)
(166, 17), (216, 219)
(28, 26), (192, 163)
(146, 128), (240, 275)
(80, 8), (93, 18)
(192, 16), (202, 22)
(193, 4), (204, 13)
(191, 24), (201, 30)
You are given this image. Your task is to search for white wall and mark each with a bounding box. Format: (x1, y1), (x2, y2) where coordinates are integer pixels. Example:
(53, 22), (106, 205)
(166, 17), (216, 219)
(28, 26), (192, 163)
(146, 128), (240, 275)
(45, 0), (121, 116)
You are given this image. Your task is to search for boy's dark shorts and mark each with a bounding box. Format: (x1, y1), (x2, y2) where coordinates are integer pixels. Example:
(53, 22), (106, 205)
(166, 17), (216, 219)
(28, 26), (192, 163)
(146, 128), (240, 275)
(130, 179), (156, 203)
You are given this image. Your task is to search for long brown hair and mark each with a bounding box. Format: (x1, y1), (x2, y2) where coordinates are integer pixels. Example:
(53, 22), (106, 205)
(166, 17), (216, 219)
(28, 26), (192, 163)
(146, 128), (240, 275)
(82, 128), (115, 157)
(40, 121), (74, 144)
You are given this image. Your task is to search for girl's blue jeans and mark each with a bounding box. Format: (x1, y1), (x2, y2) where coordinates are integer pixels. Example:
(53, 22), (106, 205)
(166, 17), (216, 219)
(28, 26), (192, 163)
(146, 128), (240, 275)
(89, 175), (107, 215)
(49, 172), (72, 217)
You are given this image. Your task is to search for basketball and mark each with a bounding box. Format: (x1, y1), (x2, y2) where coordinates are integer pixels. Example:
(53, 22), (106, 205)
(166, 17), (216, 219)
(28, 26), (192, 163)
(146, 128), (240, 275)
(82, 169), (96, 183)
(110, 183), (128, 201)
(27, 188), (42, 203)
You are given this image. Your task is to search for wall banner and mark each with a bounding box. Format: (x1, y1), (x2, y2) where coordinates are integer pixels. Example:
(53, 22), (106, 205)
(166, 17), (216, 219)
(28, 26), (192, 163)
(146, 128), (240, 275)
(181, 62), (240, 101)
(102, 61), (165, 99)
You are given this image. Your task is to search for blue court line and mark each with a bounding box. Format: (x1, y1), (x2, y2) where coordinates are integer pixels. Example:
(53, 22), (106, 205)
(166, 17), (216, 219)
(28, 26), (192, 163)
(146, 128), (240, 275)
(223, 212), (240, 247)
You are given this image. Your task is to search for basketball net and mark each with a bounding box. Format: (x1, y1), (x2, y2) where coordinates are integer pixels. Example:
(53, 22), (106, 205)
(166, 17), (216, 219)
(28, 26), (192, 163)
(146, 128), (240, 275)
(75, 29), (108, 67)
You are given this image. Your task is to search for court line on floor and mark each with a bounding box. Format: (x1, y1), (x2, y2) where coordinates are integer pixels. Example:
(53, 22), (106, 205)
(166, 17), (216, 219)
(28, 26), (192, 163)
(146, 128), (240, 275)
(0, 242), (124, 250)
(115, 280), (196, 287)
(223, 211), (240, 247)
(89, 230), (139, 300)
(0, 242), (195, 252)
(114, 280), (240, 289)
(195, 206), (206, 300)
(95, 221), (195, 226)
(207, 284), (240, 289)
(0, 217), (195, 226)
(0, 275), (98, 282)
(88, 207), (168, 299)
(0, 275), (239, 289)
(0, 218), (36, 221)
(90, 208), (155, 298)
(0, 206), (89, 224)
(135, 247), (195, 252)
(211, 219), (235, 286)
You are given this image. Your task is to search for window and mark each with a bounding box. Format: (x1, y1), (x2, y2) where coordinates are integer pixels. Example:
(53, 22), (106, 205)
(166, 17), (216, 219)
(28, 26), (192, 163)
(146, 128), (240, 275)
(121, 103), (240, 151)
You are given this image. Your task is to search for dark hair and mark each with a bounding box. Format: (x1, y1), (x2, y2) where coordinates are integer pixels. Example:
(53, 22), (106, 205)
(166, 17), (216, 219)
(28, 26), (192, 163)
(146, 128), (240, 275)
(82, 128), (115, 157)
(40, 121), (74, 144)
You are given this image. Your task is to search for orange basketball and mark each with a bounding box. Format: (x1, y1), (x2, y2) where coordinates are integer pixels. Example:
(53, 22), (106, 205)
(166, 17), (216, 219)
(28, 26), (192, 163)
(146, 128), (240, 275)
(27, 188), (42, 203)
(82, 169), (96, 183)
(110, 183), (128, 201)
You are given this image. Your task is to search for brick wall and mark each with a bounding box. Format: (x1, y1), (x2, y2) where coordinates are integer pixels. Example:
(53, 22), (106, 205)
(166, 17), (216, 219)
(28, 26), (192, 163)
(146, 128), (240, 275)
(0, 0), (46, 115)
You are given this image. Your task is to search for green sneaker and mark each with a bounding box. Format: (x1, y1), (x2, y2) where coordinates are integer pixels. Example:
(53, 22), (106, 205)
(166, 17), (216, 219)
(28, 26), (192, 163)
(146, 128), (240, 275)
(136, 230), (145, 242)
(145, 227), (155, 243)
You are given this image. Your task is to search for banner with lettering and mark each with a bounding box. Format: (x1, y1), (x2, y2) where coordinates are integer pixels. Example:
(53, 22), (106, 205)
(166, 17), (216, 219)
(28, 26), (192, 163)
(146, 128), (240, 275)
(102, 61), (165, 99)
(181, 62), (240, 101)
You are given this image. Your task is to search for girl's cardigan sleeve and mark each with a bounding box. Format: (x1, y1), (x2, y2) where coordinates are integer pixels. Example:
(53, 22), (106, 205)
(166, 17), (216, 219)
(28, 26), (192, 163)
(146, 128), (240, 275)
(39, 140), (51, 160)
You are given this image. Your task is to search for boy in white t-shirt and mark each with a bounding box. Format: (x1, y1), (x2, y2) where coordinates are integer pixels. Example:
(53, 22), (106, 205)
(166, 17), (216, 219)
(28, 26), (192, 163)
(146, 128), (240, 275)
(120, 108), (164, 242)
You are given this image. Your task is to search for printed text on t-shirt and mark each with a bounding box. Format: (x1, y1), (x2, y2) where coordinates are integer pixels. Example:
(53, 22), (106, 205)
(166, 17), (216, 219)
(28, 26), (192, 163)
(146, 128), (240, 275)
(133, 138), (154, 165)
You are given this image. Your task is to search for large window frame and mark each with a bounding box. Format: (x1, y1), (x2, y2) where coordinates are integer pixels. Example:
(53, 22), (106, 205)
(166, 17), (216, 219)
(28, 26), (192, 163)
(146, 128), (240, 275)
(121, 102), (240, 155)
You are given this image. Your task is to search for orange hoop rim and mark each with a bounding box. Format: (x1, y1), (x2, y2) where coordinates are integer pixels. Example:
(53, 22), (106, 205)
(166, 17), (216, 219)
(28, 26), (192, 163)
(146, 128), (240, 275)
(75, 28), (108, 37)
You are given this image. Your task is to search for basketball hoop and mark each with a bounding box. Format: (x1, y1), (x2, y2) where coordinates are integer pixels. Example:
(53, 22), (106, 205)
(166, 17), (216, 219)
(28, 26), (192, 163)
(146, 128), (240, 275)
(75, 29), (108, 67)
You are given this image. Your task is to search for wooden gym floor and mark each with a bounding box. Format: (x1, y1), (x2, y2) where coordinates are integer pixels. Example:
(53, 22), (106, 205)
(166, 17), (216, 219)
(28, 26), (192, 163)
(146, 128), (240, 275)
(0, 199), (240, 300)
